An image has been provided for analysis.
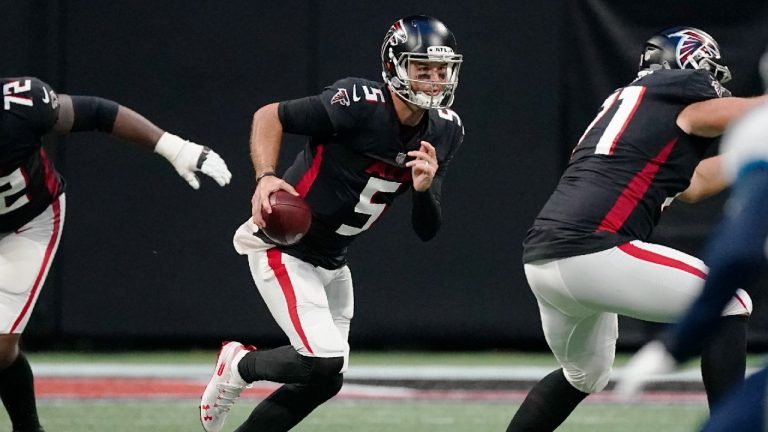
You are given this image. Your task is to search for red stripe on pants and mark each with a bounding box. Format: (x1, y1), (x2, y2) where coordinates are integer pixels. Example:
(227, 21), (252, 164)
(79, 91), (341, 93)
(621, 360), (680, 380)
(266, 248), (314, 354)
(618, 242), (707, 280)
(11, 199), (62, 333)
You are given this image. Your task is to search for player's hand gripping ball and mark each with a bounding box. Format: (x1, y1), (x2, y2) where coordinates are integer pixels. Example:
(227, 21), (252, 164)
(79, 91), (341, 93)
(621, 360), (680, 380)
(261, 190), (312, 245)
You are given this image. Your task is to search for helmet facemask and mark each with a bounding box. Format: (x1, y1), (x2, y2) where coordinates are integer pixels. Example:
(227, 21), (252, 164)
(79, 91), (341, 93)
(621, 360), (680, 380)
(687, 50), (731, 83)
(386, 49), (462, 109)
(380, 15), (462, 109)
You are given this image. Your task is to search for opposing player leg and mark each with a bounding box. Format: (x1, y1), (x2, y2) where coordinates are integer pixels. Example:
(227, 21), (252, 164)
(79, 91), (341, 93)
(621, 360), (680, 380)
(699, 367), (768, 432)
(701, 311), (750, 406)
(0, 197), (65, 432)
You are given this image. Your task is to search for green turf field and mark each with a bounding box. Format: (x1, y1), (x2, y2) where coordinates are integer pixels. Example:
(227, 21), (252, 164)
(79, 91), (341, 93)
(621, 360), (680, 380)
(25, 350), (564, 366)
(1, 400), (708, 432)
(23, 349), (766, 367)
(0, 350), (746, 431)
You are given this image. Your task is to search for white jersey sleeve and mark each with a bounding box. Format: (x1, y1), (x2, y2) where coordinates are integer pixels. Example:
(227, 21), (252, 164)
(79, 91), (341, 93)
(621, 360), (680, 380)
(721, 102), (768, 181)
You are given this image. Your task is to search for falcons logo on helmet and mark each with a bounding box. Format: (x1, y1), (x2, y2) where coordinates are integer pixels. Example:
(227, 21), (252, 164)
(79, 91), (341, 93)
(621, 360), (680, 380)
(385, 20), (408, 46)
(671, 29), (720, 69)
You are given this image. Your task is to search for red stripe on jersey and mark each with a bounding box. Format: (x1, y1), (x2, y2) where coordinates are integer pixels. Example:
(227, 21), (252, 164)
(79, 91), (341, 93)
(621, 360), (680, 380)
(266, 248), (314, 354)
(39, 148), (60, 197)
(19, 167), (32, 204)
(11, 198), (62, 333)
(608, 87), (647, 155)
(366, 161), (412, 182)
(618, 242), (707, 280)
(597, 138), (678, 233)
(295, 144), (324, 198)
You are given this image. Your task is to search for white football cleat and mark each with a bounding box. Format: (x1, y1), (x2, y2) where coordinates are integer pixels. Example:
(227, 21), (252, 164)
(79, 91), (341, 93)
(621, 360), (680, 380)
(200, 341), (255, 432)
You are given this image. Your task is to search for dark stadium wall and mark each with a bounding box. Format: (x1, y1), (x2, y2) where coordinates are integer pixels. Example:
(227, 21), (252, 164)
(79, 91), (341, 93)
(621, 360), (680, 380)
(2, 0), (768, 350)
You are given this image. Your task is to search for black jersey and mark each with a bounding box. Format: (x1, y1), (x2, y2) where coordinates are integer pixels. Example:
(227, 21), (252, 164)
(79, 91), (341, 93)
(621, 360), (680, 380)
(0, 77), (63, 232)
(268, 77), (464, 269)
(523, 69), (726, 263)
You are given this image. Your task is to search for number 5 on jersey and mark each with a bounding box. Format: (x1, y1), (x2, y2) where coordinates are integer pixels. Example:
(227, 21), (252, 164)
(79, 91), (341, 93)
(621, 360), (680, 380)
(336, 177), (401, 236)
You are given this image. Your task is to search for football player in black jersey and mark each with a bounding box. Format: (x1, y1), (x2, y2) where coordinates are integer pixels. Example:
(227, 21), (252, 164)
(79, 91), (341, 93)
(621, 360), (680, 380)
(508, 27), (768, 431)
(200, 15), (464, 432)
(0, 77), (232, 432)
(617, 48), (768, 432)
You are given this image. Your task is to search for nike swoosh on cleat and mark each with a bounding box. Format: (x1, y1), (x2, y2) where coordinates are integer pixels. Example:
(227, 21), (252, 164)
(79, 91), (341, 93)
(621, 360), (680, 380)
(217, 362), (226, 376)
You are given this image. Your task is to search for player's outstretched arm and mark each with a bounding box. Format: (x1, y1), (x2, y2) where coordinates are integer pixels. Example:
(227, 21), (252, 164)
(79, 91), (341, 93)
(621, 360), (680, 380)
(53, 94), (231, 189)
(677, 95), (768, 138)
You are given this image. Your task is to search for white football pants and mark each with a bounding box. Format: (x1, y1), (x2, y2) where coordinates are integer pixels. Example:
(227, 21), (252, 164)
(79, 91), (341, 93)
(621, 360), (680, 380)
(525, 240), (752, 394)
(0, 195), (65, 334)
(234, 220), (353, 372)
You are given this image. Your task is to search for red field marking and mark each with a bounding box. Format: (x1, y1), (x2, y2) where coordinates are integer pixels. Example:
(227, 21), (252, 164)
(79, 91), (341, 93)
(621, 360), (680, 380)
(35, 377), (707, 403)
(35, 378), (268, 399)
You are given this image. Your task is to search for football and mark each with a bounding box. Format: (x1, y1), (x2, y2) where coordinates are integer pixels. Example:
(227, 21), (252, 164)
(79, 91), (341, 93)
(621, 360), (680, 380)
(261, 190), (312, 245)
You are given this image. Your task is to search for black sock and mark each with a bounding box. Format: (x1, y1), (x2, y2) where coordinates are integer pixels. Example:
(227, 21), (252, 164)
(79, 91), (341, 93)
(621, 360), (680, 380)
(0, 353), (42, 432)
(701, 315), (748, 408)
(237, 345), (314, 383)
(234, 374), (343, 432)
(507, 368), (588, 432)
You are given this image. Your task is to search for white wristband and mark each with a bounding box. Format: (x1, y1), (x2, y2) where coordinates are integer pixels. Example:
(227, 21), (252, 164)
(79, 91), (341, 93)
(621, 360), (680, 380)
(154, 132), (186, 162)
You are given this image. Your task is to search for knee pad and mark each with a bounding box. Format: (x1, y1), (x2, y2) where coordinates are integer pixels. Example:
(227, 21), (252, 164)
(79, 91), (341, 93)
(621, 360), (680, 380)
(722, 288), (752, 317)
(563, 364), (611, 394)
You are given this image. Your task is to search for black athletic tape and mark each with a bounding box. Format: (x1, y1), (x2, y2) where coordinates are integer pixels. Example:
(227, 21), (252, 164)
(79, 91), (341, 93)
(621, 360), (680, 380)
(196, 146), (210, 169)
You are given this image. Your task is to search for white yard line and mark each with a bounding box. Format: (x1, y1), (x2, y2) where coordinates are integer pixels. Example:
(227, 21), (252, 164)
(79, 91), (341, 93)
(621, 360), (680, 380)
(29, 362), (743, 383)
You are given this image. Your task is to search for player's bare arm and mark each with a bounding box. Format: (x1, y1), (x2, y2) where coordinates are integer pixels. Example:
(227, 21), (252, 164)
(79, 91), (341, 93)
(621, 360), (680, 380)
(677, 155), (729, 203)
(677, 95), (768, 137)
(405, 141), (438, 192)
(53, 94), (232, 189)
(249, 103), (298, 227)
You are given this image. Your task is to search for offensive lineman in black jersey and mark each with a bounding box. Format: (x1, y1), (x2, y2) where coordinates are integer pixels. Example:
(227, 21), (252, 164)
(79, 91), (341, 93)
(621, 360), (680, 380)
(0, 77), (232, 432)
(200, 15), (464, 432)
(508, 27), (768, 431)
(616, 48), (768, 432)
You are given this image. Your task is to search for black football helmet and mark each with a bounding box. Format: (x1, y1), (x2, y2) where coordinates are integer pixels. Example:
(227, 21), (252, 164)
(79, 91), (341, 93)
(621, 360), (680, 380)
(381, 15), (462, 109)
(639, 26), (731, 83)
